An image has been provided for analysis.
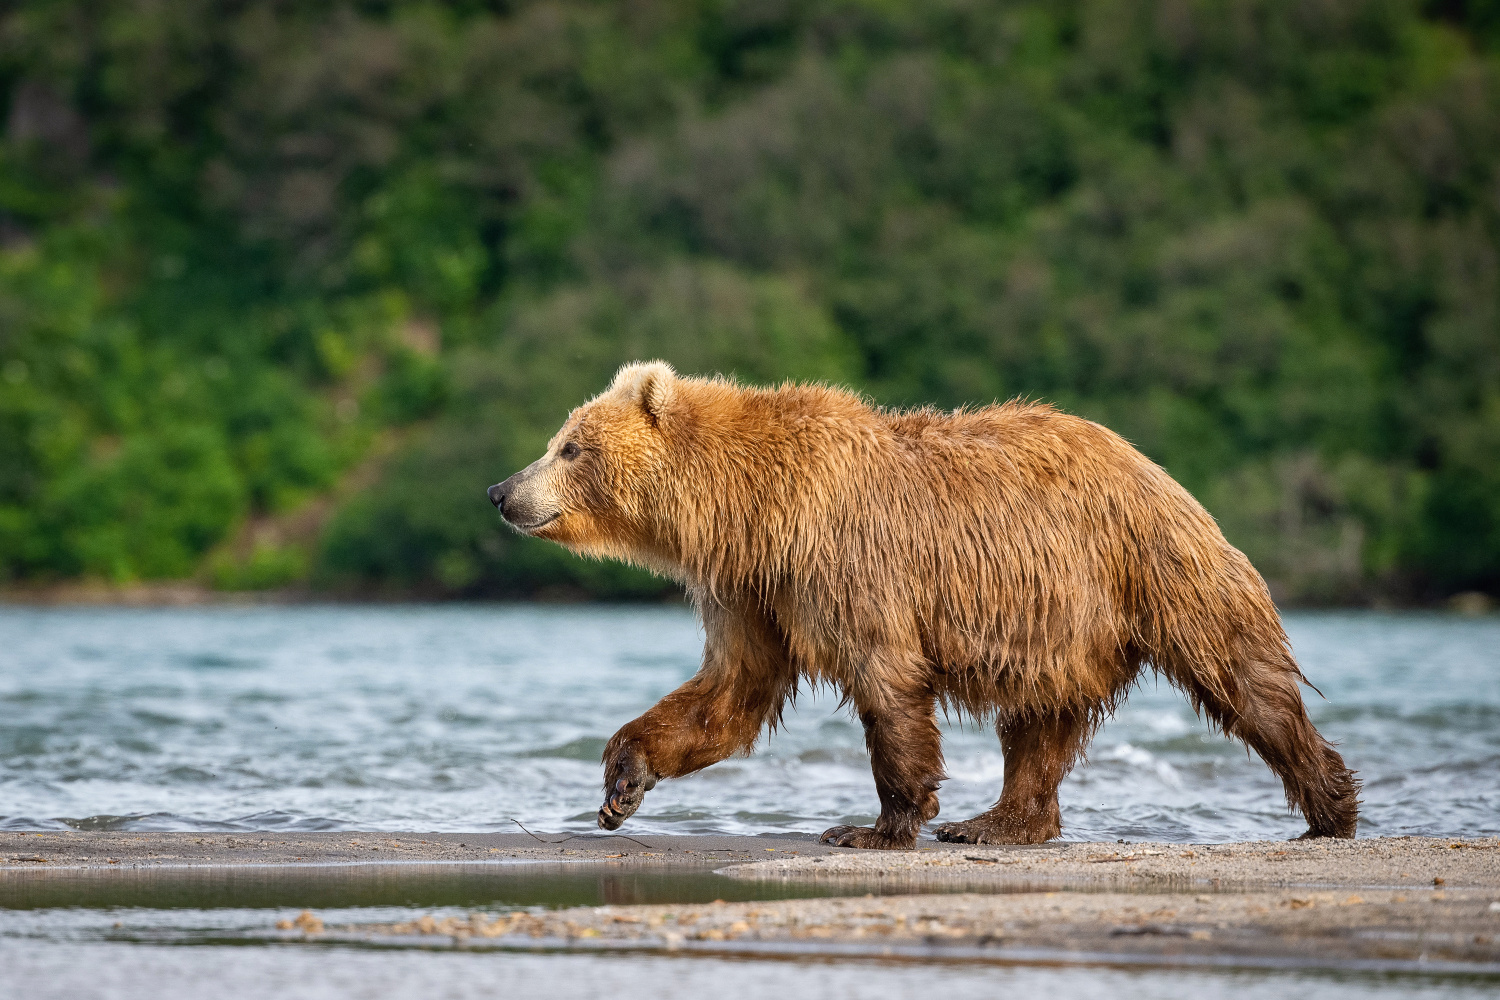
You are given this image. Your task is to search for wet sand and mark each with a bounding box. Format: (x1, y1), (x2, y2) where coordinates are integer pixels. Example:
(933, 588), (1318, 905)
(0, 830), (829, 868)
(728, 835), (1500, 890)
(4, 832), (1498, 972)
(4, 831), (1495, 887)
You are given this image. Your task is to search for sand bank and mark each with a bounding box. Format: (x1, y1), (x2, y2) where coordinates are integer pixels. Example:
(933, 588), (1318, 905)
(3, 831), (1495, 887)
(727, 835), (1500, 889)
(4, 833), (1498, 972)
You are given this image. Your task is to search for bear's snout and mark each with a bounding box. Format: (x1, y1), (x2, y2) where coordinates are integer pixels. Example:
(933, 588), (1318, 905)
(488, 470), (559, 532)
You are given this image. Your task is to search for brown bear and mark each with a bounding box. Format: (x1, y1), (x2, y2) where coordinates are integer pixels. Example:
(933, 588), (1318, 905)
(487, 362), (1359, 848)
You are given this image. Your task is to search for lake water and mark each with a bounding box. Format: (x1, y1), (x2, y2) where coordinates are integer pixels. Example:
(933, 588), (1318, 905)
(1, 604), (1496, 841)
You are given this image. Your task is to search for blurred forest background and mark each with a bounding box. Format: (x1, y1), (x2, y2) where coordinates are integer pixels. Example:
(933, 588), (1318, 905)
(2, 0), (1498, 604)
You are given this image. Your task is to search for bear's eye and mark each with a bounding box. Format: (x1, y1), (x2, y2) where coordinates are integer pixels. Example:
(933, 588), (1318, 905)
(559, 442), (581, 460)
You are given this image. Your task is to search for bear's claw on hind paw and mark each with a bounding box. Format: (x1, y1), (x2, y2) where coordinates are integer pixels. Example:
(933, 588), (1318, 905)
(932, 821), (986, 844)
(818, 825), (914, 850)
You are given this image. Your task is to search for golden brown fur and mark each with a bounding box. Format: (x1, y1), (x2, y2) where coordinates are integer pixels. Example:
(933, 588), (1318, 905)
(488, 362), (1360, 848)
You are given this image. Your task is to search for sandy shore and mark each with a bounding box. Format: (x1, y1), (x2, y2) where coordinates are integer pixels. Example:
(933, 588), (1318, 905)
(0, 830), (826, 868)
(728, 835), (1500, 889)
(4, 831), (1495, 887)
(4, 832), (1498, 971)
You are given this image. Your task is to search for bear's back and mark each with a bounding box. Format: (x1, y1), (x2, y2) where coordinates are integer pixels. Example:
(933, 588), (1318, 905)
(766, 393), (1238, 688)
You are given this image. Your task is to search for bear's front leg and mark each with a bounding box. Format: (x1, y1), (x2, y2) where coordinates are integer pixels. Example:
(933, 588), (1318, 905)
(820, 687), (944, 850)
(596, 647), (791, 830)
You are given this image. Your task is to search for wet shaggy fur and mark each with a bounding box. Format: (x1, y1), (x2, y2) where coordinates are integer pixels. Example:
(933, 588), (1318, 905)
(488, 362), (1360, 848)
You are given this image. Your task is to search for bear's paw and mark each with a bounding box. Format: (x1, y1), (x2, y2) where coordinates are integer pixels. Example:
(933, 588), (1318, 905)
(818, 825), (917, 850)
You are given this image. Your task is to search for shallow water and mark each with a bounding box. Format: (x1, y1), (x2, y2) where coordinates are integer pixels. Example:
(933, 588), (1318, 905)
(0, 861), (1036, 911)
(0, 605), (1496, 841)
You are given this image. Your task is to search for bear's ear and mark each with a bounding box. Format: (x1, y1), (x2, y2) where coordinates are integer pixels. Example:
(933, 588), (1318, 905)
(612, 360), (675, 426)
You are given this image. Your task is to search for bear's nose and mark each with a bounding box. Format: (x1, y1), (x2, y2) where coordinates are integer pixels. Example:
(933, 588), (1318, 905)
(487, 482), (508, 509)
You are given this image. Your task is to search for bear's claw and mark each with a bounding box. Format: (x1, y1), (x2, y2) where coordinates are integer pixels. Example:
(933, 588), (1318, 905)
(597, 778), (642, 830)
(598, 744), (656, 831)
(932, 821), (986, 844)
(818, 825), (915, 850)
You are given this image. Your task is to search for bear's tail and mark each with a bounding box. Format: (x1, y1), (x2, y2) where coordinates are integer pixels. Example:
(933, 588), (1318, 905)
(1148, 548), (1361, 839)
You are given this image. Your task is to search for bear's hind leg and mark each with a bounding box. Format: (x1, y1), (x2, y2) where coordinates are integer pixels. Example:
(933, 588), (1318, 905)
(1173, 647), (1360, 839)
(820, 686), (944, 850)
(933, 707), (1091, 845)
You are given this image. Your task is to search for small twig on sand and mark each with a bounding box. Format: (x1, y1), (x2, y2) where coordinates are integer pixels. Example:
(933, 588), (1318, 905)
(509, 818), (550, 844)
(509, 818), (659, 852)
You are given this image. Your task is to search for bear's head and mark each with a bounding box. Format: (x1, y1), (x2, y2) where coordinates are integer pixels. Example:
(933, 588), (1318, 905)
(487, 360), (681, 568)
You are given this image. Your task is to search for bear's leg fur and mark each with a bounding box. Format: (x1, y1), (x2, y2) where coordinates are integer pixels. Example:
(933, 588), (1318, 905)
(598, 598), (791, 831)
(1168, 642), (1360, 839)
(932, 706), (1093, 845)
(820, 685), (945, 850)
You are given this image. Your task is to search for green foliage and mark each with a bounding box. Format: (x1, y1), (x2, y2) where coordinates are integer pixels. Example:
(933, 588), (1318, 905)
(210, 541), (308, 592)
(3, 1), (1499, 602)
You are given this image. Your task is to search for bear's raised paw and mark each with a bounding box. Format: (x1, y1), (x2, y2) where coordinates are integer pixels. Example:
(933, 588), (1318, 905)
(598, 743), (656, 831)
(597, 777), (644, 831)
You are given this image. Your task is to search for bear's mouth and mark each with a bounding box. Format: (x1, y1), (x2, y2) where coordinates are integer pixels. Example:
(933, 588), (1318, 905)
(510, 511), (561, 533)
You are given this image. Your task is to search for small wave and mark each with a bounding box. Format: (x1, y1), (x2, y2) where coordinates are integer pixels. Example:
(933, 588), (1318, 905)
(943, 752), (1005, 784)
(1063, 800), (1304, 844)
(1092, 743), (1184, 789)
(172, 653), (263, 670)
(0, 815), (73, 831)
(1318, 703), (1500, 729)
(793, 747), (868, 766)
(1136, 711), (1193, 736)
(46, 811), (355, 832)
(58, 812), (230, 832)
(128, 709), (187, 728)
(1363, 753), (1500, 788)
(227, 810), (352, 831)
(518, 737), (609, 761)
